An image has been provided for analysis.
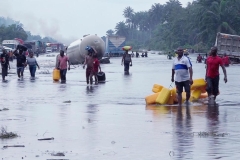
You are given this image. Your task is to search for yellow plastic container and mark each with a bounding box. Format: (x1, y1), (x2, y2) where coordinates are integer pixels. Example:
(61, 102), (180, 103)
(191, 78), (206, 90)
(145, 93), (159, 105)
(167, 95), (174, 105)
(200, 85), (207, 93)
(167, 88), (177, 105)
(200, 92), (208, 99)
(156, 87), (171, 104)
(53, 69), (60, 81)
(152, 84), (163, 93)
(190, 89), (201, 102)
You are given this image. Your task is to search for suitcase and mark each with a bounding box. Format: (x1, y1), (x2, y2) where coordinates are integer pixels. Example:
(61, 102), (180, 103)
(97, 71), (106, 82)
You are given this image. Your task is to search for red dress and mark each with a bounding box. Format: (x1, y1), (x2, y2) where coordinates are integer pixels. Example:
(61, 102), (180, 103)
(93, 58), (100, 74)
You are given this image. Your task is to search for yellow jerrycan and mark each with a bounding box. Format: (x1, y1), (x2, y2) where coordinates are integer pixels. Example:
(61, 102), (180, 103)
(53, 69), (60, 81)
(156, 87), (171, 104)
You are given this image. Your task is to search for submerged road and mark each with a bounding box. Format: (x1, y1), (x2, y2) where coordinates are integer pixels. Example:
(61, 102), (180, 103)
(0, 52), (240, 159)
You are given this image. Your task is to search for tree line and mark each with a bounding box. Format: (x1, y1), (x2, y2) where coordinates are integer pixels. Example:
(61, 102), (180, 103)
(0, 17), (57, 43)
(106, 0), (240, 52)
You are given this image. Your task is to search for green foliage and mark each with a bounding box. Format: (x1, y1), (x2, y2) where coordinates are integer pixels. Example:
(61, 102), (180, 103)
(110, 0), (240, 52)
(0, 24), (27, 42)
(0, 17), (57, 43)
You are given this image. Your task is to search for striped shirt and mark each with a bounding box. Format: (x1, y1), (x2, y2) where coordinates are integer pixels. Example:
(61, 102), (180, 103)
(172, 56), (192, 82)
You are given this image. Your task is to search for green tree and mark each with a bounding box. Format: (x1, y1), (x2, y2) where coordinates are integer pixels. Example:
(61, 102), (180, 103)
(106, 29), (115, 36)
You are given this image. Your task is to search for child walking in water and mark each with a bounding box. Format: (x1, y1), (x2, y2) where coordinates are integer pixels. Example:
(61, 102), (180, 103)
(90, 54), (101, 84)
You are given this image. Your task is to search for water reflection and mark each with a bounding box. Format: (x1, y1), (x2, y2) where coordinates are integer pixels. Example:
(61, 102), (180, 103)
(173, 105), (193, 159)
(86, 86), (94, 94)
(58, 83), (67, 92)
(206, 103), (221, 159)
(207, 103), (219, 121)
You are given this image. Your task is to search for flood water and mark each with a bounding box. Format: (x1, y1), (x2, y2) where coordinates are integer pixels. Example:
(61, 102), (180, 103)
(1, 52), (240, 159)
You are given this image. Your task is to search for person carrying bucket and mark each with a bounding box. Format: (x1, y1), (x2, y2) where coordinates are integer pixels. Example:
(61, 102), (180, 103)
(171, 47), (193, 106)
(57, 50), (70, 83)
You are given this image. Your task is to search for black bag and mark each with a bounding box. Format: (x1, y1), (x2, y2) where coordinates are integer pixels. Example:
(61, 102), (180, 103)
(17, 44), (28, 51)
(97, 71), (106, 82)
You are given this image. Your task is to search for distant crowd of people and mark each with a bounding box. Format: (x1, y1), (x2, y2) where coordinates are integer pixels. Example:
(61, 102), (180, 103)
(196, 53), (230, 66)
(0, 46), (40, 82)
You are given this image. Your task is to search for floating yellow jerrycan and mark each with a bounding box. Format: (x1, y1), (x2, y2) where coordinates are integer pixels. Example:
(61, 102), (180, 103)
(190, 89), (202, 102)
(152, 84), (163, 93)
(155, 87), (171, 104)
(167, 88), (177, 105)
(145, 93), (160, 105)
(52, 69), (60, 81)
(191, 78), (206, 90)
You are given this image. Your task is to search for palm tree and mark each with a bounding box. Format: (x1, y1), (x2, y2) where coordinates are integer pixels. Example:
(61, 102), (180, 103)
(195, 0), (238, 45)
(149, 3), (164, 28)
(123, 6), (134, 28)
(106, 29), (115, 36)
(115, 21), (128, 37)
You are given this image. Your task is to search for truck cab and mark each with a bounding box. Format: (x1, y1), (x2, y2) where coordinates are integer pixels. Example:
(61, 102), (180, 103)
(46, 47), (53, 53)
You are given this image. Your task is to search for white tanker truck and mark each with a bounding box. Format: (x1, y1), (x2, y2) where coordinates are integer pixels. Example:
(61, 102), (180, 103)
(66, 35), (105, 65)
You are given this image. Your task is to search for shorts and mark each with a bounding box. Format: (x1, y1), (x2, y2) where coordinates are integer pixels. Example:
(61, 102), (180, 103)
(86, 67), (92, 77)
(206, 75), (219, 96)
(17, 67), (24, 72)
(175, 80), (190, 94)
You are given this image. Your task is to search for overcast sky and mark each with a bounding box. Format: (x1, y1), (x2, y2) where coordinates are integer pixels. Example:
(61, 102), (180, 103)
(0, 0), (193, 45)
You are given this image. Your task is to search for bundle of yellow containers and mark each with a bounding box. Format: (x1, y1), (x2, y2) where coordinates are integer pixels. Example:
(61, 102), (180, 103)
(145, 79), (208, 105)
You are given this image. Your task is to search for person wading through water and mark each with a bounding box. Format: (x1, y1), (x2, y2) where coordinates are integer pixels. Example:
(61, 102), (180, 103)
(205, 47), (227, 102)
(121, 50), (132, 73)
(171, 47), (193, 106)
(13, 46), (27, 80)
(26, 51), (40, 80)
(83, 46), (96, 85)
(1, 49), (10, 82)
(90, 54), (101, 84)
(57, 50), (70, 84)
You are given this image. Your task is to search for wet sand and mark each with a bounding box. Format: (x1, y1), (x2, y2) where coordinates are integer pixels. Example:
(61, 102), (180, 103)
(0, 53), (240, 159)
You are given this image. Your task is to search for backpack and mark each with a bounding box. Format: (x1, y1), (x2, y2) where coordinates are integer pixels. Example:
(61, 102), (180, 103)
(124, 54), (131, 63)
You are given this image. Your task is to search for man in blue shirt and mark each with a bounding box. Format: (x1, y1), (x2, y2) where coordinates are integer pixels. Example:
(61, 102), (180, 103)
(171, 48), (193, 106)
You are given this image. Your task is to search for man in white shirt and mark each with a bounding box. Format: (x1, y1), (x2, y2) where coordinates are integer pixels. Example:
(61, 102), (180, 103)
(171, 48), (193, 106)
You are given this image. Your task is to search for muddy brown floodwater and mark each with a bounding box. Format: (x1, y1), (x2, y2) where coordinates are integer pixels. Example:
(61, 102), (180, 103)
(0, 52), (240, 159)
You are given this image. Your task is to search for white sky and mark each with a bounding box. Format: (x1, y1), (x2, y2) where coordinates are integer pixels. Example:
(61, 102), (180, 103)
(0, 0), (193, 45)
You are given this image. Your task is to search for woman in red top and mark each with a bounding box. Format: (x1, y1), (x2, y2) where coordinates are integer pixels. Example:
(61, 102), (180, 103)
(205, 47), (227, 101)
(90, 54), (101, 84)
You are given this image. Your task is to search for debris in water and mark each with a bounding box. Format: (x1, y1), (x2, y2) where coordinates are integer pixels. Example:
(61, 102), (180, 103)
(111, 141), (116, 144)
(3, 145), (25, 148)
(63, 100), (71, 103)
(51, 152), (65, 156)
(0, 127), (18, 139)
(38, 137), (54, 141)
(0, 108), (9, 111)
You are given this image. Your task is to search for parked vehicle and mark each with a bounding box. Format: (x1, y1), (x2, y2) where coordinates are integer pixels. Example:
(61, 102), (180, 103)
(2, 40), (20, 50)
(104, 35), (126, 57)
(46, 47), (53, 53)
(215, 32), (240, 63)
(67, 34), (105, 65)
(24, 40), (45, 54)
